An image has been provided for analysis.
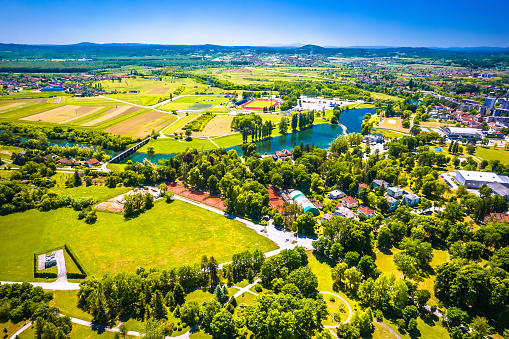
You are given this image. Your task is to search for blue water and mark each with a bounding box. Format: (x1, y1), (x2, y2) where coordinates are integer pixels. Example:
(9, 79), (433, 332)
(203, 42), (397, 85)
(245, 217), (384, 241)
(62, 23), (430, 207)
(121, 108), (376, 164)
(432, 146), (444, 152)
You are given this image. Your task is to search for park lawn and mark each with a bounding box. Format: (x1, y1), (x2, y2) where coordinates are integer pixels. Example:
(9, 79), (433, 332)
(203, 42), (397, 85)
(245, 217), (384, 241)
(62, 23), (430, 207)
(323, 294), (348, 326)
(372, 128), (406, 139)
(212, 133), (243, 148)
(0, 199), (277, 281)
(474, 146), (509, 165)
(369, 92), (404, 102)
(139, 137), (218, 154)
(190, 331), (213, 339)
(236, 292), (258, 306)
(185, 289), (217, 304)
(367, 322), (399, 339)
(49, 290), (93, 321)
(418, 248), (449, 304)
(49, 184), (131, 202)
(383, 316), (449, 339)
(0, 145), (23, 153)
(107, 163), (127, 172)
(18, 322), (137, 339)
(375, 247), (403, 279)
(306, 252), (361, 313)
(0, 318), (31, 339)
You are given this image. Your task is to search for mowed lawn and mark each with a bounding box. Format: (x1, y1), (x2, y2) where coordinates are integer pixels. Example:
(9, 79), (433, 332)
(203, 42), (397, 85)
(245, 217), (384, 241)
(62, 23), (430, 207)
(0, 200), (277, 281)
(475, 146), (509, 165)
(49, 185), (131, 202)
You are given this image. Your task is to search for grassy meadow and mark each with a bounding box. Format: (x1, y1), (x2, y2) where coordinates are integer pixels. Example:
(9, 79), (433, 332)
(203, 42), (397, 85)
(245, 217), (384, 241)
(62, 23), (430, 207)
(0, 199), (277, 281)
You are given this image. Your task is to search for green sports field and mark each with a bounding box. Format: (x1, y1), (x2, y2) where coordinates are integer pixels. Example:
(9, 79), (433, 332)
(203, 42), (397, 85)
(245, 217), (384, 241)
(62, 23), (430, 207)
(0, 199), (277, 281)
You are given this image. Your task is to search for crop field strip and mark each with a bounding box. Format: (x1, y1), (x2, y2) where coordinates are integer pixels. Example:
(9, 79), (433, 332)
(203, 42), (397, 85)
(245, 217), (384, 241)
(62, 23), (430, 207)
(104, 110), (176, 138)
(20, 105), (104, 124)
(81, 105), (140, 126)
(193, 114), (235, 137)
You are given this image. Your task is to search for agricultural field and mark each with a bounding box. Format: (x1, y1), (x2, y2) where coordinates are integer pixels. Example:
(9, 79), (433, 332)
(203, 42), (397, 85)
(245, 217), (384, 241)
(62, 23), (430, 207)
(81, 105), (140, 127)
(193, 114), (235, 137)
(210, 67), (321, 85)
(104, 110), (177, 138)
(21, 105), (104, 124)
(0, 199), (277, 281)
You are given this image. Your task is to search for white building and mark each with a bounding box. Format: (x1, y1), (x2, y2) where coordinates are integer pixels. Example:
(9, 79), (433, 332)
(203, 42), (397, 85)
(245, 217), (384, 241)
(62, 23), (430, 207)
(439, 127), (482, 141)
(455, 170), (509, 189)
(328, 189), (345, 200)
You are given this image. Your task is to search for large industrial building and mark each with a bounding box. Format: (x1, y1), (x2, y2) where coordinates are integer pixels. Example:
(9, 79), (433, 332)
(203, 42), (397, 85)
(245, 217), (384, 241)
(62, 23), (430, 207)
(439, 127), (482, 140)
(289, 190), (320, 216)
(455, 170), (509, 189)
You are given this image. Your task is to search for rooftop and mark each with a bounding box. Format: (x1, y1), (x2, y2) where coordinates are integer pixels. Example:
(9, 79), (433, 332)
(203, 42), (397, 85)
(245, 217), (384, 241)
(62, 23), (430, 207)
(457, 170), (509, 184)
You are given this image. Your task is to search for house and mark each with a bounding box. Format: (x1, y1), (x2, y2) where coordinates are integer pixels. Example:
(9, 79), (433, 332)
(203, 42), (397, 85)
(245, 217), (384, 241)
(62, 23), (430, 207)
(84, 158), (100, 168)
(358, 183), (369, 194)
(321, 213), (333, 224)
(57, 158), (79, 167)
(403, 193), (420, 207)
(387, 186), (404, 199)
(342, 196), (359, 209)
(335, 207), (355, 219)
(385, 195), (399, 211)
(310, 199), (323, 210)
(273, 149), (292, 161)
(484, 213), (509, 223)
(373, 179), (390, 189)
(358, 206), (375, 219)
(328, 189), (345, 200)
(43, 153), (56, 160)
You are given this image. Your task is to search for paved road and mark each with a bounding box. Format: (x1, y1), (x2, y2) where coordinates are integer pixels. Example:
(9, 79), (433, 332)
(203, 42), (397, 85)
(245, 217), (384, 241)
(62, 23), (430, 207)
(9, 321), (33, 339)
(55, 249), (67, 282)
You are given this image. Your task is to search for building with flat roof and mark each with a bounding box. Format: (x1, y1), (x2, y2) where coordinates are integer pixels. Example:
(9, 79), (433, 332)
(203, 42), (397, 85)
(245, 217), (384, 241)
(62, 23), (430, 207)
(439, 127), (482, 140)
(455, 170), (509, 189)
(487, 182), (509, 201)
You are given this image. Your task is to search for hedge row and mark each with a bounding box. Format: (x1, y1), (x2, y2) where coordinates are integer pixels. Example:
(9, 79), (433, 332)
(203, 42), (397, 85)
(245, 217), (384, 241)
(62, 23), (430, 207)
(64, 244), (88, 278)
(33, 244), (89, 279)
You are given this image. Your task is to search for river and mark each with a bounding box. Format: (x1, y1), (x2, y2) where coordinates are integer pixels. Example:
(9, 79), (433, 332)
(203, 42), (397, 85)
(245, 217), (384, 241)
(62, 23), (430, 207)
(121, 107), (376, 164)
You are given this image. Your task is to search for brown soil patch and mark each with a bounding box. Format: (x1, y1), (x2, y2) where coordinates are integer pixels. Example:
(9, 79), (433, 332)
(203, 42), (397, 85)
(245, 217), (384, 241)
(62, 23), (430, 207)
(105, 111), (176, 138)
(0, 102), (24, 112)
(82, 106), (139, 127)
(94, 194), (125, 212)
(149, 88), (169, 95)
(193, 114), (234, 137)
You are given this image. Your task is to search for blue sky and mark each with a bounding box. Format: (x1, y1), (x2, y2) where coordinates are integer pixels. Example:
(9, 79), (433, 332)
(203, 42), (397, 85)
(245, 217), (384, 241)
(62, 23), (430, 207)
(1, 0), (508, 47)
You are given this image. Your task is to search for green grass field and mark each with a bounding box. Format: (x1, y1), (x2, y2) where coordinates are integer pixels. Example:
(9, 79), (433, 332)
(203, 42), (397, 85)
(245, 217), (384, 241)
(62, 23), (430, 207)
(370, 92), (404, 102)
(18, 322), (138, 339)
(139, 137), (219, 154)
(474, 146), (509, 165)
(0, 199), (277, 281)
(49, 290), (94, 321)
(49, 184), (131, 202)
(160, 96), (228, 111)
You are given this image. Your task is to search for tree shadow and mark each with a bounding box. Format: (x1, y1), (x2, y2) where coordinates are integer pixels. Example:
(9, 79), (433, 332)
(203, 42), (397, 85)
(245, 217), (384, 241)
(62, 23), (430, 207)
(312, 250), (337, 268)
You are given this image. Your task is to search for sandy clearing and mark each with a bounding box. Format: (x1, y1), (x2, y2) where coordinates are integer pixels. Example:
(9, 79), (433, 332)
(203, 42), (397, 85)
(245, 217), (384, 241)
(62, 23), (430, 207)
(105, 111), (176, 138)
(193, 114), (234, 137)
(148, 88), (169, 95)
(81, 106), (139, 127)
(0, 102), (24, 112)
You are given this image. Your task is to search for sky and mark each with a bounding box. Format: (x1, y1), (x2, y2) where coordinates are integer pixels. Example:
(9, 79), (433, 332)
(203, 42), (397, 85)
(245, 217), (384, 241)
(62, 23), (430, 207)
(1, 0), (509, 47)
